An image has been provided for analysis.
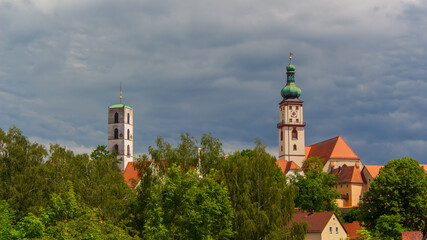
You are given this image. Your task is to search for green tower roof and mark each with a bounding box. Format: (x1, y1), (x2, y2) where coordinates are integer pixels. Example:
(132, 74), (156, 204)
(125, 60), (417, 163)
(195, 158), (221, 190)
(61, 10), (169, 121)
(109, 104), (133, 109)
(281, 55), (301, 99)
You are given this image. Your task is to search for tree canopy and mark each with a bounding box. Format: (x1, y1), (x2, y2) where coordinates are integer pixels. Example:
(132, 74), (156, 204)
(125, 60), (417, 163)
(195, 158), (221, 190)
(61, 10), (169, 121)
(358, 157), (427, 239)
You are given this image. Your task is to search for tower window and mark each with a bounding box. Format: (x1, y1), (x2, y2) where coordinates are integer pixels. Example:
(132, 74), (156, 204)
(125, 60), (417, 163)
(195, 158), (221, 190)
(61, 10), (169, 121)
(289, 119), (292, 122)
(113, 144), (119, 154)
(127, 113), (130, 124)
(292, 128), (298, 140)
(114, 128), (119, 139)
(127, 145), (130, 156)
(281, 145), (283, 151)
(114, 112), (119, 123)
(127, 129), (130, 140)
(296, 119), (299, 123)
(280, 131), (283, 141)
(296, 106), (299, 110)
(289, 106), (292, 110)
(293, 144), (297, 151)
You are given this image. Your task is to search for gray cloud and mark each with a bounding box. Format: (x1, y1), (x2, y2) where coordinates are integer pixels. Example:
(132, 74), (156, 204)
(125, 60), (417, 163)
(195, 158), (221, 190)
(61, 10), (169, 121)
(1, 0), (426, 164)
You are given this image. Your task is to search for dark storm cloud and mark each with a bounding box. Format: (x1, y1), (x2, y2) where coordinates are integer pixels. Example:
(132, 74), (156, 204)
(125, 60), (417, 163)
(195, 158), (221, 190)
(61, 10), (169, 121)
(1, 0), (426, 164)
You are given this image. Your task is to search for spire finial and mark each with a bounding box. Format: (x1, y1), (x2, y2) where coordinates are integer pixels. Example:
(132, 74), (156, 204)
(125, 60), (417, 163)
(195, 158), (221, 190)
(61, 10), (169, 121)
(289, 52), (293, 63)
(120, 82), (122, 103)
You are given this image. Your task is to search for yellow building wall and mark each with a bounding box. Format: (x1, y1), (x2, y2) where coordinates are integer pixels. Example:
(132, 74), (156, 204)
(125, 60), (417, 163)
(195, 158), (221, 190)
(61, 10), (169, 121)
(332, 182), (363, 207)
(320, 215), (347, 240)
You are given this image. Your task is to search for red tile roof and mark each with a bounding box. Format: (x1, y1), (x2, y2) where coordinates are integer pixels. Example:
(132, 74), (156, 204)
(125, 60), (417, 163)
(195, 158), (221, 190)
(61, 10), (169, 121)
(420, 164), (427, 174)
(123, 161), (142, 187)
(402, 231), (423, 240)
(343, 221), (362, 240)
(331, 165), (364, 184)
(293, 212), (345, 233)
(363, 165), (383, 179)
(276, 160), (302, 174)
(305, 136), (359, 164)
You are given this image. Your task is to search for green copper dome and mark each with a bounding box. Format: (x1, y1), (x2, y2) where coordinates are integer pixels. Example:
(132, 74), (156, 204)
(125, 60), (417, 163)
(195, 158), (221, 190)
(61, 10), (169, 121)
(281, 56), (301, 99)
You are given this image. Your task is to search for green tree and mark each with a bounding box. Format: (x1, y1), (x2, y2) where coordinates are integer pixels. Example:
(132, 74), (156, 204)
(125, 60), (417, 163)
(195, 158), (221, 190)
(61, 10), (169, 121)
(0, 127), (48, 215)
(138, 165), (234, 239)
(358, 157), (427, 239)
(0, 200), (17, 239)
(218, 141), (307, 240)
(294, 157), (340, 212)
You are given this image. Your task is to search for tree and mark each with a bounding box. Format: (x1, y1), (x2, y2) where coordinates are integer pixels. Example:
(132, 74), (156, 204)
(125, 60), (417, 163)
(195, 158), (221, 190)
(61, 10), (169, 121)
(218, 140), (307, 240)
(0, 127), (48, 215)
(135, 165), (234, 239)
(294, 157), (340, 212)
(358, 157), (427, 239)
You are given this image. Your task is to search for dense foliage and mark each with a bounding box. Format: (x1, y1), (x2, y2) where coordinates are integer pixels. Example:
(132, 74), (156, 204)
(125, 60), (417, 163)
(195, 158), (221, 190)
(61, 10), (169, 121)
(218, 141), (307, 240)
(358, 157), (427, 239)
(293, 157), (340, 212)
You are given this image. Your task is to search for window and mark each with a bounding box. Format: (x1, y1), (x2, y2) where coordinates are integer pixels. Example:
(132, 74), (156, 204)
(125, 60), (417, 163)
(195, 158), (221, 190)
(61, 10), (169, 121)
(113, 144), (119, 154)
(114, 128), (119, 139)
(346, 184), (348, 188)
(329, 227), (332, 234)
(293, 144), (297, 151)
(340, 184), (342, 189)
(289, 106), (292, 110)
(127, 113), (130, 124)
(281, 145), (283, 151)
(346, 193), (349, 198)
(296, 106), (299, 110)
(296, 119), (299, 123)
(336, 227), (338, 234)
(292, 129), (298, 140)
(289, 119), (292, 122)
(127, 129), (130, 140)
(114, 112), (119, 123)
(127, 145), (130, 156)
(359, 195), (362, 201)
(280, 131), (283, 141)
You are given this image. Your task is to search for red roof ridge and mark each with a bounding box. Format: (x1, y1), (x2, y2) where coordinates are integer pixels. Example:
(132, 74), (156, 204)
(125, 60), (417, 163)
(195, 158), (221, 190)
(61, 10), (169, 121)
(293, 212), (346, 234)
(343, 221), (362, 240)
(276, 160), (302, 174)
(306, 136), (359, 164)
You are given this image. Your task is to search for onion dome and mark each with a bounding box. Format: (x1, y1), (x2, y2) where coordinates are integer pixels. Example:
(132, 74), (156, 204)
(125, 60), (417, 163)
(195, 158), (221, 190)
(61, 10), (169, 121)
(281, 55), (301, 99)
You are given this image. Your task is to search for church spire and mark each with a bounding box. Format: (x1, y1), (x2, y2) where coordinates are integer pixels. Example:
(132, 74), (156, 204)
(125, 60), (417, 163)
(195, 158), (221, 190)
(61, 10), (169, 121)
(281, 53), (301, 99)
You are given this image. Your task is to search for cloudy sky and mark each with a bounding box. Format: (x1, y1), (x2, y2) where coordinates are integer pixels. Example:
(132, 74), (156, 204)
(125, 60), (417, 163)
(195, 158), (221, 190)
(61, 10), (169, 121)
(1, 0), (426, 165)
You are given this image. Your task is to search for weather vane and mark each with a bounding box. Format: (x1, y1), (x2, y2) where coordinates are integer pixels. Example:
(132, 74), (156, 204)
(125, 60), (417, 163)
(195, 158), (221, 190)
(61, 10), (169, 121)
(289, 52), (293, 63)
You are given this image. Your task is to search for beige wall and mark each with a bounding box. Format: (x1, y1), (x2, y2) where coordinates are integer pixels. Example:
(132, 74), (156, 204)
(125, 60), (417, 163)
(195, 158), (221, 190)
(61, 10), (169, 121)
(320, 215), (347, 240)
(278, 102), (305, 166)
(333, 182), (363, 207)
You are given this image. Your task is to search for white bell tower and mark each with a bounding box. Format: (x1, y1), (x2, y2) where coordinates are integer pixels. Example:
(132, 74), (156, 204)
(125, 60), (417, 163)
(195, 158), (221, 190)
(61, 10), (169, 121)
(277, 54), (306, 167)
(108, 86), (133, 171)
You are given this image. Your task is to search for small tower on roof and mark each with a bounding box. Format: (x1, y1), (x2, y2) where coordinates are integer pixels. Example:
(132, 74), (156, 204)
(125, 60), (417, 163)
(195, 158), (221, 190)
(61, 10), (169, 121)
(108, 85), (134, 171)
(277, 53), (306, 167)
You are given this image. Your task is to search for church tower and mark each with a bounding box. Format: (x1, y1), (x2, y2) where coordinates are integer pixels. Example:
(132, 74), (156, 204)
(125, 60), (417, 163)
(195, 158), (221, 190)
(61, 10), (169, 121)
(277, 55), (305, 167)
(108, 88), (133, 171)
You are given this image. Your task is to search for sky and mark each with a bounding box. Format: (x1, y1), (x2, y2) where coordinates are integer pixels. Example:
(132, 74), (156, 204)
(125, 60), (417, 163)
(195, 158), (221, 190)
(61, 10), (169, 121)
(1, 0), (426, 165)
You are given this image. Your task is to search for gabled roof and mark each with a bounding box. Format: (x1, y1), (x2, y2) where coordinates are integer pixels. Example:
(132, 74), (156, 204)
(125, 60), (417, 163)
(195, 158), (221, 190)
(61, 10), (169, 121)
(276, 160), (302, 174)
(305, 136), (359, 164)
(331, 165), (364, 184)
(123, 161), (143, 187)
(363, 165), (383, 179)
(293, 212), (346, 233)
(343, 221), (362, 240)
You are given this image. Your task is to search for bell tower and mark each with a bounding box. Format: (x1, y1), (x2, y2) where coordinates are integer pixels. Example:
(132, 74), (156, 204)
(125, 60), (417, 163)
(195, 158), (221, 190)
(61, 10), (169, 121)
(108, 86), (133, 171)
(277, 54), (306, 167)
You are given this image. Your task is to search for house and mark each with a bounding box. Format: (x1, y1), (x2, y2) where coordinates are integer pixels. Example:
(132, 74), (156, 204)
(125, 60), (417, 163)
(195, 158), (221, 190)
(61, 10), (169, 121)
(293, 212), (347, 240)
(361, 165), (382, 191)
(276, 160), (304, 179)
(305, 136), (363, 173)
(342, 221), (362, 240)
(330, 165), (364, 207)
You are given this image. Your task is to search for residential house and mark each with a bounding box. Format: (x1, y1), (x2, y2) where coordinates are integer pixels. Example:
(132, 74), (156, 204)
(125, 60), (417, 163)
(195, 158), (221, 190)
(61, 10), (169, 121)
(293, 212), (347, 240)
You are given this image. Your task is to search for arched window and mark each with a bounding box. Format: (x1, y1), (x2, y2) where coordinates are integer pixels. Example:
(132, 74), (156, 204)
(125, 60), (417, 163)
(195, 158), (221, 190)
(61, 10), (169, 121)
(293, 144), (297, 151)
(280, 131), (283, 141)
(127, 145), (130, 156)
(113, 144), (119, 154)
(127, 113), (130, 124)
(114, 112), (119, 123)
(127, 129), (130, 139)
(292, 128), (298, 140)
(114, 128), (118, 139)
